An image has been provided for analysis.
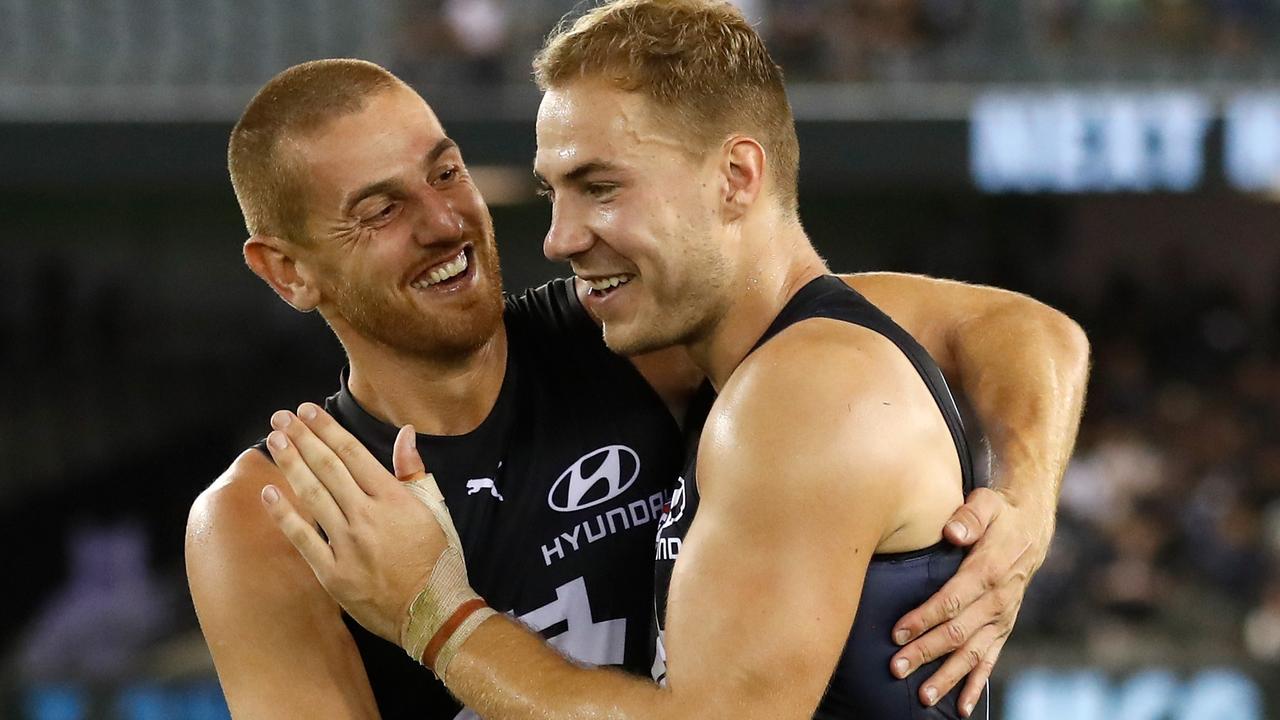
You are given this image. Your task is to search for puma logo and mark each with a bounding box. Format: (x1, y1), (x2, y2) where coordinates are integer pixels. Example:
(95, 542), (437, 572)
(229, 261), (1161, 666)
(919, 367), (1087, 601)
(467, 477), (504, 502)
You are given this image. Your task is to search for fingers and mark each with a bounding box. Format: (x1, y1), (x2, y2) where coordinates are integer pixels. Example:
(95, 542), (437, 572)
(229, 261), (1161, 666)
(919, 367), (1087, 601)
(272, 408), (373, 515)
(943, 487), (1003, 547)
(891, 561), (1021, 673)
(261, 483), (336, 580)
(392, 425), (428, 482)
(957, 634), (1005, 717)
(295, 403), (398, 496)
(913, 622), (1002, 710)
(265, 428), (349, 535)
(892, 558), (990, 650)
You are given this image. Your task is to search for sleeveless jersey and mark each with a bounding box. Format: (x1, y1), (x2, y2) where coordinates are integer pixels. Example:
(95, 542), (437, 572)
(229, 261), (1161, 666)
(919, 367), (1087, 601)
(254, 279), (682, 719)
(652, 275), (987, 719)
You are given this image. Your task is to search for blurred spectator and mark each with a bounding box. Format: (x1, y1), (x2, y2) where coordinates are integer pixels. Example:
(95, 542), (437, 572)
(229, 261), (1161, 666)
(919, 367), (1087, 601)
(767, 0), (828, 79)
(17, 522), (174, 683)
(1210, 0), (1269, 56)
(1244, 576), (1280, 662)
(444, 0), (513, 84)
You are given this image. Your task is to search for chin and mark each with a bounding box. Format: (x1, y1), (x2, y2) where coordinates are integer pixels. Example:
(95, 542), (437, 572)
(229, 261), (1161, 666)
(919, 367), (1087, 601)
(601, 319), (679, 357)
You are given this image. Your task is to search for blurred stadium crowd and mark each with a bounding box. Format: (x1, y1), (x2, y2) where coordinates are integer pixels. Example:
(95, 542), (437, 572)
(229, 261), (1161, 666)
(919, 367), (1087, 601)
(1026, 255), (1280, 668)
(393, 0), (1280, 86)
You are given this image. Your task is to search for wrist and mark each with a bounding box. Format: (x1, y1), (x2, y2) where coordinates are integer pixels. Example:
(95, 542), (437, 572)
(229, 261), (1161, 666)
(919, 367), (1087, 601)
(988, 452), (1060, 516)
(401, 546), (484, 670)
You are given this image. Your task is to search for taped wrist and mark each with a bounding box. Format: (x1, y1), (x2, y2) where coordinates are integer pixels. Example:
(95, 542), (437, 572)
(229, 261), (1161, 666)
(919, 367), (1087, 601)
(399, 474), (493, 677)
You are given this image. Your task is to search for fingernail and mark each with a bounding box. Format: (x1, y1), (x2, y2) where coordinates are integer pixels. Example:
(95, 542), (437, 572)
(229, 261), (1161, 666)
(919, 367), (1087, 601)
(924, 686), (938, 705)
(299, 403), (317, 420)
(963, 701), (975, 717)
(271, 410), (292, 429)
(263, 486), (279, 504)
(893, 658), (909, 678)
(947, 521), (968, 542)
(894, 629), (910, 645)
(268, 431), (287, 450)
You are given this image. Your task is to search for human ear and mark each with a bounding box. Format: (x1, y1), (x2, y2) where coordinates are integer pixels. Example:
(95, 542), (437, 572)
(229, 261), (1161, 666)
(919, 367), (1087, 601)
(721, 136), (767, 221)
(243, 235), (323, 312)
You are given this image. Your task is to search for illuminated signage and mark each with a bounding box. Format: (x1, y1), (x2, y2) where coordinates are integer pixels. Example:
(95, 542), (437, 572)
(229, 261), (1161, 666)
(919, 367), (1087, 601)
(1005, 668), (1264, 720)
(1224, 93), (1280, 192)
(971, 92), (1212, 193)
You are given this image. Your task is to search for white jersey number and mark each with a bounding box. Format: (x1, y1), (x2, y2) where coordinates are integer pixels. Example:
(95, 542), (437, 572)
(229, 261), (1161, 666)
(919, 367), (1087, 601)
(454, 576), (626, 720)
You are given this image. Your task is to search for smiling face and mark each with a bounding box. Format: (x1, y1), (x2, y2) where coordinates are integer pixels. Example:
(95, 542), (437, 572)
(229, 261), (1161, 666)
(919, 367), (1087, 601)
(291, 85), (503, 360)
(535, 80), (734, 356)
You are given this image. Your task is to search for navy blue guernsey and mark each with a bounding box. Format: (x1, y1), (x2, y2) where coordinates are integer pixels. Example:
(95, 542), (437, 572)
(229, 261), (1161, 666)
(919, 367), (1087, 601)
(652, 275), (987, 719)
(254, 279), (682, 719)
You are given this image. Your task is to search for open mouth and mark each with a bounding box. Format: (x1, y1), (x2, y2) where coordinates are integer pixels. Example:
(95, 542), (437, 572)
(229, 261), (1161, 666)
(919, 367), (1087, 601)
(410, 245), (474, 291)
(581, 273), (634, 298)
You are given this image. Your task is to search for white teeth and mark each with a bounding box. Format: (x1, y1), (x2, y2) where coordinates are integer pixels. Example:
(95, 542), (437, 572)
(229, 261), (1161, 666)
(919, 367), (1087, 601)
(413, 251), (468, 289)
(584, 274), (632, 292)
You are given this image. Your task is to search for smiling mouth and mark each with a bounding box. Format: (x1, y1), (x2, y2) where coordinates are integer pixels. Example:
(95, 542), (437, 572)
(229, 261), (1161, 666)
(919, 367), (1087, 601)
(580, 273), (633, 297)
(411, 246), (473, 290)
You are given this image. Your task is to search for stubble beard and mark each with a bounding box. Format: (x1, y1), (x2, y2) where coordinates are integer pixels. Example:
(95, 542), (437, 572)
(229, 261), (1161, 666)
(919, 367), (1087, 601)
(325, 237), (505, 363)
(602, 241), (730, 358)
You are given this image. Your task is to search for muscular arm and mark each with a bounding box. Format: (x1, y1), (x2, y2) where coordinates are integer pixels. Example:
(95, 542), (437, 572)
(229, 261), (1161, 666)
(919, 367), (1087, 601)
(843, 272), (1089, 515)
(842, 272), (1090, 712)
(261, 327), (953, 719)
(629, 271), (1090, 713)
(186, 450), (381, 719)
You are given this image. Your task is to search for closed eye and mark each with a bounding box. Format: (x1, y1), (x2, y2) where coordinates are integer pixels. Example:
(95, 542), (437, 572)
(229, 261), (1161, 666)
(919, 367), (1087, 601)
(363, 201), (401, 225)
(585, 183), (618, 201)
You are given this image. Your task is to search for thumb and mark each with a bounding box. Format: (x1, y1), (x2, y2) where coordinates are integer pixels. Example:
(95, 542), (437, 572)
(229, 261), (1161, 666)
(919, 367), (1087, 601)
(393, 425), (428, 482)
(944, 487), (1002, 546)
(394, 425), (464, 552)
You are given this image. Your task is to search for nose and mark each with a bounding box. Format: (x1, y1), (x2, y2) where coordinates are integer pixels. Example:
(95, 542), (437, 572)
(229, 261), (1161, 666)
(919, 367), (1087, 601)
(412, 185), (465, 246)
(542, 199), (593, 262)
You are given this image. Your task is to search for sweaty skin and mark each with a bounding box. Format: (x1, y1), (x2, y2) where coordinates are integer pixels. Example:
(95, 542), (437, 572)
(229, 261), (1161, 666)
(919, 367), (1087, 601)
(192, 66), (1087, 717)
(258, 71), (1089, 718)
(260, 319), (966, 718)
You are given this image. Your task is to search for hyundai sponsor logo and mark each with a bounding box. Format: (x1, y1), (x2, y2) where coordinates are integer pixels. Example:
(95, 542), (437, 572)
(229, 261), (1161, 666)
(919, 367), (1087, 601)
(548, 445), (640, 512)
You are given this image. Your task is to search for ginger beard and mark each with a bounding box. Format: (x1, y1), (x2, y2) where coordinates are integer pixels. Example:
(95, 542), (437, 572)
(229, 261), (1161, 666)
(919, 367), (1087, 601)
(319, 221), (505, 362)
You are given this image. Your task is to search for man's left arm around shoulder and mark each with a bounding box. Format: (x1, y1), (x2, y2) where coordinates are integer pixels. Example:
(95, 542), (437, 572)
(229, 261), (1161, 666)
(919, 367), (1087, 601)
(841, 272), (1091, 713)
(257, 392), (903, 720)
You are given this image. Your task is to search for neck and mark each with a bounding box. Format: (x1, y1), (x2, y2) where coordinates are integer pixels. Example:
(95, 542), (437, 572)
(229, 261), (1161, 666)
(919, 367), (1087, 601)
(685, 215), (827, 390)
(339, 326), (508, 436)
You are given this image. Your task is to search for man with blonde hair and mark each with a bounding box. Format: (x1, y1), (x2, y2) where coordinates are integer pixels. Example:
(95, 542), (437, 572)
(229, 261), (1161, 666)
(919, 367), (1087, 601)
(254, 2), (1087, 718)
(193, 56), (1092, 719)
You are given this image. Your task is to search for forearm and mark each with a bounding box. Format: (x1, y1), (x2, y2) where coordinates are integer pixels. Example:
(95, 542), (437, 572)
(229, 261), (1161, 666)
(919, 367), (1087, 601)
(444, 615), (673, 720)
(951, 297), (1089, 522)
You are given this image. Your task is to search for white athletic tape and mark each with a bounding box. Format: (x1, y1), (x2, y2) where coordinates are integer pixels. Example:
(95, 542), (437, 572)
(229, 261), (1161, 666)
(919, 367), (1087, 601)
(403, 472), (464, 550)
(399, 473), (493, 676)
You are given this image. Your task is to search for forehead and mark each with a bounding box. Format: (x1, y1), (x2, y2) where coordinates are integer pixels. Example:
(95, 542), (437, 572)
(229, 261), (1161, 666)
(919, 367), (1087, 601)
(293, 86), (448, 193)
(534, 81), (696, 178)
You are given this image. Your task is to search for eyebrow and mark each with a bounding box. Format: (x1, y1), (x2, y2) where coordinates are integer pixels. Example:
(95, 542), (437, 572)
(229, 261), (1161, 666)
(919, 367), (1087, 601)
(533, 160), (622, 188)
(343, 137), (460, 214)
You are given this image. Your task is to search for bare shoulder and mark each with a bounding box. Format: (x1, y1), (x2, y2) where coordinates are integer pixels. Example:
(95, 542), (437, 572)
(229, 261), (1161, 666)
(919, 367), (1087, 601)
(698, 319), (959, 539)
(187, 450), (379, 716)
(188, 449), (294, 568)
(187, 448), (329, 615)
(709, 317), (945, 461)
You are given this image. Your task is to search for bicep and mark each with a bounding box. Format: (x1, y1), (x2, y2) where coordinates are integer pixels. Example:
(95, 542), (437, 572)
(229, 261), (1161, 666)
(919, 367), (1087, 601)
(187, 460), (380, 719)
(661, 457), (882, 718)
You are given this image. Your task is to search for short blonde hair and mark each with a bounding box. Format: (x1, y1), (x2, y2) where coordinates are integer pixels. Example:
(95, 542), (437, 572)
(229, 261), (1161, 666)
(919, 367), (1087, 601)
(228, 59), (404, 243)
(534, 0), (799, 213)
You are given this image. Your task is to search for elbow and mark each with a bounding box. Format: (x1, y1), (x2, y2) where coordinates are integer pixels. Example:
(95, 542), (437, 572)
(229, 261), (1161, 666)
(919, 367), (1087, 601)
(1053, 312), (1091, 385)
